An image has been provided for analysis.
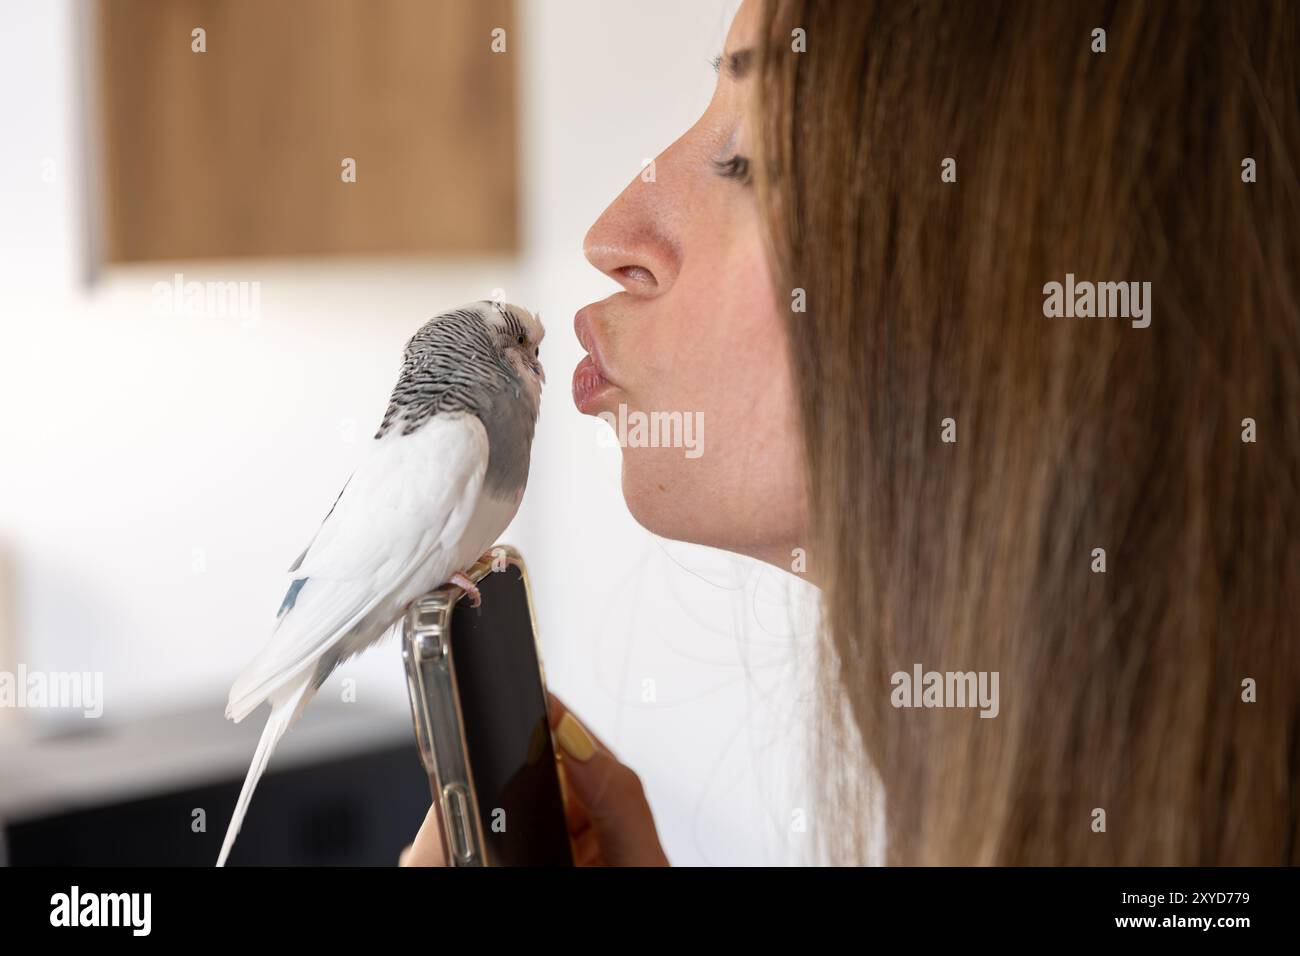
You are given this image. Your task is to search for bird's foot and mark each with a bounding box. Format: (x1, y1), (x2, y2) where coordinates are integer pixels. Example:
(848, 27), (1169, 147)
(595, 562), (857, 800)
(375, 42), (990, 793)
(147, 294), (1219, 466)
(451, 572), (482, 608)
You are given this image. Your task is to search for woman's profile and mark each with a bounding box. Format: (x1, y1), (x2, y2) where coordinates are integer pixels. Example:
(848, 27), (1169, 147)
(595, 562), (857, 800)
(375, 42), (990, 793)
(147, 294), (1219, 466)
(405, 0), (1300, 867)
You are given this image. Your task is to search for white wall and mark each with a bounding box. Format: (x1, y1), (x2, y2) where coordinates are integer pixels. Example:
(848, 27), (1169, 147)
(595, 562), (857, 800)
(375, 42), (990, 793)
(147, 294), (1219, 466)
(0, 0), (820, 865)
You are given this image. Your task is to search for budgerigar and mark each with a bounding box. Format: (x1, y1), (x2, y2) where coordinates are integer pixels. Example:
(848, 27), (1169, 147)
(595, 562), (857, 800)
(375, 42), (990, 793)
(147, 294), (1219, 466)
(217, 300), (545, 867)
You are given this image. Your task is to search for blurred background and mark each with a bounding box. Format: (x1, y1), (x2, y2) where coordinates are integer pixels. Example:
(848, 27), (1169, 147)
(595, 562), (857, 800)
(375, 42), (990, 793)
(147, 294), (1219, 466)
(0, 0), (820, 865)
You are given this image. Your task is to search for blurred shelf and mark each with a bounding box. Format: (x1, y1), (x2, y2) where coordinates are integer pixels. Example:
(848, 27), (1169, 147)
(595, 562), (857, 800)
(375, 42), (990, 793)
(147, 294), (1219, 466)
(0, 696), (413, 824)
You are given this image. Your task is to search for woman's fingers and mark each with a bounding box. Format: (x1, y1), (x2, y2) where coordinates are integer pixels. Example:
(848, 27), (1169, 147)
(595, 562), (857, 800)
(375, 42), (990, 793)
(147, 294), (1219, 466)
(402, 692), (668, 866)
(399, 802), (448, 866)
(547, 689), (612, 752)
(547, 690), (670, 866)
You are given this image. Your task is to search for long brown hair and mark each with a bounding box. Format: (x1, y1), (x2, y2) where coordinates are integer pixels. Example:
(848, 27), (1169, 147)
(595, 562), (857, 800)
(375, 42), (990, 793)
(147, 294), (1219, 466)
(751, 0), (1300, 864)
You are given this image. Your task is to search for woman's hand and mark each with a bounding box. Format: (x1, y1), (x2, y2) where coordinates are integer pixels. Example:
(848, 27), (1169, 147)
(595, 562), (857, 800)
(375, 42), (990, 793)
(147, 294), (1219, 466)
(544, 690), (669, 866)
(399, 691), (669, 866)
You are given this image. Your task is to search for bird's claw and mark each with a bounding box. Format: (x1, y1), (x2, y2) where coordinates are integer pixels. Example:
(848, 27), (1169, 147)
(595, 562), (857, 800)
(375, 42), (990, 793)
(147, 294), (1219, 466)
(451, 572), (482, 608)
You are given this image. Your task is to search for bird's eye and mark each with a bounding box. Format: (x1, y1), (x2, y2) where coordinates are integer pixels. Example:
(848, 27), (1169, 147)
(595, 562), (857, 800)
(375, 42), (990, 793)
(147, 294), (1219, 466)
(534, 346), (540, 358)
(516, 334), (526, 346)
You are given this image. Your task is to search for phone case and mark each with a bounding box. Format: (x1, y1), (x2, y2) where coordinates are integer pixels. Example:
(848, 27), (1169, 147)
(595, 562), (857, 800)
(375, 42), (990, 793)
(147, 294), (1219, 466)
(400, 544), (567, 866)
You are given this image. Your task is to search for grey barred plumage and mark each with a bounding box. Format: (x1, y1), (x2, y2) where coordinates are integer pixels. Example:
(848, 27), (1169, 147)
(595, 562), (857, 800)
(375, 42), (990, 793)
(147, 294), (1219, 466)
(485, 298), (529, 342)
(375, 301), (544, 496)
(376, 306), (519, 438)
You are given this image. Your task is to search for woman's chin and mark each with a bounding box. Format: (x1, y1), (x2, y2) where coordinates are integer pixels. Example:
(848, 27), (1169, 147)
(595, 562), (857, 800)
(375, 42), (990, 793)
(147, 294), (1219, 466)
(619, 458), (700, 540)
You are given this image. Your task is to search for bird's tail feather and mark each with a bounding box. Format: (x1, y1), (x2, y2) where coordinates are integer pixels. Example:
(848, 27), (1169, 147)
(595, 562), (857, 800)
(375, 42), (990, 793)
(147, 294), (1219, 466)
(216, 675), (314, 867)
(224, 571), (413, 725)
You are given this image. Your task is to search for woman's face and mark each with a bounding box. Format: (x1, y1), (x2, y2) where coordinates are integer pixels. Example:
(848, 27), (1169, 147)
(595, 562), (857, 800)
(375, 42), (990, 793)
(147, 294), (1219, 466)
(573, 0), (808, 569)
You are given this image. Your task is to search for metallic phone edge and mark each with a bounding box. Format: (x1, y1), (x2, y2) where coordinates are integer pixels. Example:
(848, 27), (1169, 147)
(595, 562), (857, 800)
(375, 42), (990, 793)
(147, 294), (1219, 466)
(401, 544), (576, 867)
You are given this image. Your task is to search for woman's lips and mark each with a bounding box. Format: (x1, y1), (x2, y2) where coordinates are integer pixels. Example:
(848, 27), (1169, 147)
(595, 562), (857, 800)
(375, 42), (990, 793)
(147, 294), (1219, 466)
(572, 352), (619, 414)
(573, 306), (622, 414)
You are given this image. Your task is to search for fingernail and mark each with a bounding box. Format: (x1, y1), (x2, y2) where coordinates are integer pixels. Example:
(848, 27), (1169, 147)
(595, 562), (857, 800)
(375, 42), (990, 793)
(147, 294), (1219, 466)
(556, 760), (573, 809)
(556, 712), (596, 762)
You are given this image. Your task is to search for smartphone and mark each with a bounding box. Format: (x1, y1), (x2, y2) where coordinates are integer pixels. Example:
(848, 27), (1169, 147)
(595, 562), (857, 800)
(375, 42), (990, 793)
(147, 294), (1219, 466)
(401, 545), (574, 866)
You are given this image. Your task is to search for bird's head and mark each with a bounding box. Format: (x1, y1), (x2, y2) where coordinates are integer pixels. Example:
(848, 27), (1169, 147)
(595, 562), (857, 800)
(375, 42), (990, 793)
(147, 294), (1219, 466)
(481, 300), (546, 401)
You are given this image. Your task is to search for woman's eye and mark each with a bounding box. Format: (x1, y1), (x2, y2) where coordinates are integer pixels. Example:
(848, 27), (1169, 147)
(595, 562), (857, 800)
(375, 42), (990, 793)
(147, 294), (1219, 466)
(712, 153), (752, 185)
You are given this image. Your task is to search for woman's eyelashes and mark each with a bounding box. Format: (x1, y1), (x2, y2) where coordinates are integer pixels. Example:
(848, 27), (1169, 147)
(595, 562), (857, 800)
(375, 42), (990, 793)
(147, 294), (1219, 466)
(712, 152), (752, 185)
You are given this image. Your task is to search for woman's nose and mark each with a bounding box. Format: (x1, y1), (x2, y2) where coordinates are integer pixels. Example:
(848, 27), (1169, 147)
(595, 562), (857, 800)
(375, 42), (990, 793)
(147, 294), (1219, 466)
(582, 171), (681, 297)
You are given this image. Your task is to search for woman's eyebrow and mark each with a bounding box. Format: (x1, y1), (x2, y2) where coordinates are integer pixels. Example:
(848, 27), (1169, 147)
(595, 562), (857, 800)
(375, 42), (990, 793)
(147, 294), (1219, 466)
(711, 48), (753, 80)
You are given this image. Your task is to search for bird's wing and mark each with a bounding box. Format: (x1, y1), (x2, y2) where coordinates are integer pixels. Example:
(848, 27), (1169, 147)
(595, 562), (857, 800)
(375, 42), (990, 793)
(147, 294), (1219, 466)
(286, 474), (351, 574)
(225, 413), (489, 721)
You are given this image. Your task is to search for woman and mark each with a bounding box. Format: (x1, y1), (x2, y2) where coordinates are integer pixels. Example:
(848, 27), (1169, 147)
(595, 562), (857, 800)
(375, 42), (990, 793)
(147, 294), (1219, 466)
(406, 0), (1300, 865)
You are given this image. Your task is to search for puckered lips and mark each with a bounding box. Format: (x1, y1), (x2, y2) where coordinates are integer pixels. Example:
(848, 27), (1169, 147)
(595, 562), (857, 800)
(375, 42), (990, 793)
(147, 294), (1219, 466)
(572, 305), (621, 414)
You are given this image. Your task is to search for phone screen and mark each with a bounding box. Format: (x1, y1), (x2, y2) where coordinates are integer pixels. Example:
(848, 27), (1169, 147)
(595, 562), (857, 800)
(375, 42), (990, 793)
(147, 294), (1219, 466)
(448, 562), (574, 866)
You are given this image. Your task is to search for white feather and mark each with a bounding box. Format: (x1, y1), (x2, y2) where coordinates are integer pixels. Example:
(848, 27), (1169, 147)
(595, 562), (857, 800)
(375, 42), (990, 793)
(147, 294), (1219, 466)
(217, 412), (509, 865)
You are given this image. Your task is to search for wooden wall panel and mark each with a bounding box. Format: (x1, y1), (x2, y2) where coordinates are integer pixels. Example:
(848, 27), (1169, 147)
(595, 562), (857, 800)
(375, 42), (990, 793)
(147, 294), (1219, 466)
(97, 0), (518, 261)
